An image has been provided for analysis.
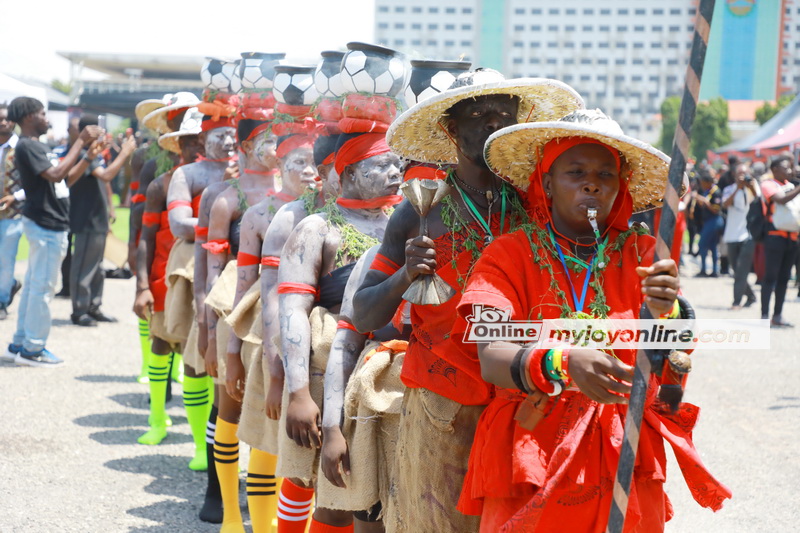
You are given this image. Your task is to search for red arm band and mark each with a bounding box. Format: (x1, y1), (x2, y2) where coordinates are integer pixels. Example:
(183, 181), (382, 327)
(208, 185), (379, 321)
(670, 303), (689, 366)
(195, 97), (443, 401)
(261, 256), (280, 267)
(237, 252), (260, 266)
(194, 226), (208, 239)
(370, 253), (401, 276)
(277, 282), (319, 300)
(131, 194), (146, 204)
(142, 212), (161, 227)
(202, 238), (230, 254)
(528, 348), (555, 394)
(336, 320), (358, 332)
(168, 200), (192, 211)
(130, 181), (139, 191)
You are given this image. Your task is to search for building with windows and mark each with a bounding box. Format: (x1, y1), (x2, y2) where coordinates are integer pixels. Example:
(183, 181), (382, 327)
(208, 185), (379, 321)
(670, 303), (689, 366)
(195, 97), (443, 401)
(375, 0), (798, 145)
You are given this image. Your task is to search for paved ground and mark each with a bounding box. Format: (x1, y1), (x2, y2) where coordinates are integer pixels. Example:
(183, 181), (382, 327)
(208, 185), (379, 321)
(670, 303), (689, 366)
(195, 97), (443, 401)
(0, 255), (798, 532)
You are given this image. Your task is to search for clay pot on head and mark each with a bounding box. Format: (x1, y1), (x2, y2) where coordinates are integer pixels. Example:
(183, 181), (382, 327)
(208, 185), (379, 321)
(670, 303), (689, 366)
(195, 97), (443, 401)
(339, 42), (409, 97)
(201, 57), (232, 91)
(273, 65), (320, 106)
(229, 59), (243, 93)
(314, 51), (346, 98)
(240, 52), (286, 90)
(404, 60), (472, 107)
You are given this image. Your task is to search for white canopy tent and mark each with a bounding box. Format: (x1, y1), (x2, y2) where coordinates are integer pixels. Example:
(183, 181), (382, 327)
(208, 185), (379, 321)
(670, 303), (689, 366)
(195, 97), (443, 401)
(0, 72), (49, 109)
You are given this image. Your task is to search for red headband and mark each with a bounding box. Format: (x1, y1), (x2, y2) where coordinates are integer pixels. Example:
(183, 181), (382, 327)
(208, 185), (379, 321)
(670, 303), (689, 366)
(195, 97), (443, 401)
(166, 107), (187, 121)
(245, 122), (272, 142)
(276, 134), (316, 159)
(334, 133), (390, 176)
(201, 116), (235, 132)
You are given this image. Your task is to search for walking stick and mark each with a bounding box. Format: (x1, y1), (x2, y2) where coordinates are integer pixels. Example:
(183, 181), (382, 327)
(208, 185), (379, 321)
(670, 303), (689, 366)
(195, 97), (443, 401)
(605, 1), (716, 531)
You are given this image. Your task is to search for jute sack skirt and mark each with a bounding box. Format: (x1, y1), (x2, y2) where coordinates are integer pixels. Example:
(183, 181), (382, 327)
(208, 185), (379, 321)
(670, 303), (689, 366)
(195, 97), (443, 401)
(237, 340), (281, 454)
(182, 319), (204, 374)
(384, 388), (483, 533)
(227, 282), (262, 345)
(315, 340), (407, 513)
(206, 261), (238, 385)
(164, 239), (195, 343)
(149, 310), (183, 346)
(275, 306), (337, 485)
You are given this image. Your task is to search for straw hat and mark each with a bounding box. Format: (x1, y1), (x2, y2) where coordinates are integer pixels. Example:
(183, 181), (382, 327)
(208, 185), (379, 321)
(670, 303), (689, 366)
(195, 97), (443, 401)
(484, 109), (678, 212)
(135, 99), (164, 124)
(386, 69), (584, 164)
(158, 107), (203, 154)
(142, 92), (201, 135)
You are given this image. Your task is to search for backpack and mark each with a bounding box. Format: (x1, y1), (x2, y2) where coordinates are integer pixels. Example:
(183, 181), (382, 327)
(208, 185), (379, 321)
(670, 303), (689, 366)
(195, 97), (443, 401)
(746, 196), (768, 242)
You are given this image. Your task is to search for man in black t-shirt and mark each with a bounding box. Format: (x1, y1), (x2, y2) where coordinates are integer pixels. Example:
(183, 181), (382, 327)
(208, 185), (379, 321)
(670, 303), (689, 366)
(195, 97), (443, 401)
(68, 116), (136, 326)
(2, 97), (100, 366)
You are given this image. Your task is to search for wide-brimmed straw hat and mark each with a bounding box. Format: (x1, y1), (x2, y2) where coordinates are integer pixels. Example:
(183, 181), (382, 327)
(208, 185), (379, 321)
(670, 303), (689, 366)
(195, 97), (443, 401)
(484, 109), (676, 212)
(135, 99), (164, 123)
(386, 69), (584, 164)
(142, 92), (201, 135)
(158, 107), (203, 154)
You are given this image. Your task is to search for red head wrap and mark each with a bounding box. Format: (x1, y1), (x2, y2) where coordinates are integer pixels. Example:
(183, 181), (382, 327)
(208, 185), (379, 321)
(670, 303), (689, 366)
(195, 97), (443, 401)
(527, 137), (632, 235)
(334, 133), (390, 176)
(276, 134), (316, 159)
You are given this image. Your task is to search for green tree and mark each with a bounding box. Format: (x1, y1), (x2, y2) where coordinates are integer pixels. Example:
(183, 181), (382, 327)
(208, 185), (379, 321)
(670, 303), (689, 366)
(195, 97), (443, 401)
(658, 96), (731, 161)
(658, 96), (681, 152)
(51, 79), (71, 94)
(691, 97), (731, 161)
(754, 94), (795, 125)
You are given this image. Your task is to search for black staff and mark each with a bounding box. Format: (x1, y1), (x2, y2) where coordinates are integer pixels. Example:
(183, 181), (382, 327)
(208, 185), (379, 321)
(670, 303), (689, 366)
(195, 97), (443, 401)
(605, 1), (717, 532)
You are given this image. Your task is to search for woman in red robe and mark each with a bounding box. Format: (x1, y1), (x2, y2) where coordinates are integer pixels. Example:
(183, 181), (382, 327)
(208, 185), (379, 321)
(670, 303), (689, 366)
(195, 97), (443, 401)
(453, 110), (731, 532)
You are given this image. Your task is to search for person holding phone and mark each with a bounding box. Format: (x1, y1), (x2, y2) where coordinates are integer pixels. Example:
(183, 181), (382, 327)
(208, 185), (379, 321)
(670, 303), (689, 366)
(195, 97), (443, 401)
(3, 97), (101, 366)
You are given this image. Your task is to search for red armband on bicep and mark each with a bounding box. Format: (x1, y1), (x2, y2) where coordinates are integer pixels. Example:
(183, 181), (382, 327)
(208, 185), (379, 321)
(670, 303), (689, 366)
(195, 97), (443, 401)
(277, 282), (319, 301)
(142, 212), (161, 227)
(261, 256), (280, 267)
(202, 239), (230, 254)
(237, 252), (260, 266)
(370, 253), (401, 276)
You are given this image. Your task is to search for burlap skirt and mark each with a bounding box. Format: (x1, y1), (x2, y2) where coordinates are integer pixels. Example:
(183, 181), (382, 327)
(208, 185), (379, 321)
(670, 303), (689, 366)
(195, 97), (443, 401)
(149, 311), (182, 346)
(275, 306), (338, 488)
(206, 260), (238, 385)
(164, 239), (195, 343)
(227, 282), (262, 345)
(316, 340), (407, 512)
(237, 341), (281, 454)
(385, 388), (484, 533)
(182, 319), (204, 374)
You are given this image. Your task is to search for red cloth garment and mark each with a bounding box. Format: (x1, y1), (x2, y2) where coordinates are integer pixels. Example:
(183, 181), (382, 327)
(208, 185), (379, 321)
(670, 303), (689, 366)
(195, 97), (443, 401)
(453, 228), (731, 530)
(322, 151), (335, 165)
(130, 181), (140, 191)
(131, 194), (146, 204)
(194, 226), (209, 239)
(404, 166), (448, 182)
(142, 212), (161, 227)
(653, 208), (687, 267)
(166, 107), (185, 121)
(277, 282), (320, 300)
(261, 256), (280, 267)
(336, 195), (403, 210)
(202, 238), (230, 254)
(401, 210), (517, 406)
(333, 133), (390, 176)
(237, 251), (260, 266)
(370, 253), (401, 276)
(337, 118), (390, 134)
(150, 211), (176, 312)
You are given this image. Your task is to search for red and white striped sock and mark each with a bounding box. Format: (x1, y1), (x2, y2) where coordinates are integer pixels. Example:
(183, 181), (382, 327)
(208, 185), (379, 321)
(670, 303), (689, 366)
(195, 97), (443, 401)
(277, 479), (314, 532)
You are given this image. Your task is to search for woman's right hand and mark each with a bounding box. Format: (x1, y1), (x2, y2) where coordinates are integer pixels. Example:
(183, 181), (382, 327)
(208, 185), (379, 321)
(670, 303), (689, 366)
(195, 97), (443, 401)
(568, 348), (633, 404)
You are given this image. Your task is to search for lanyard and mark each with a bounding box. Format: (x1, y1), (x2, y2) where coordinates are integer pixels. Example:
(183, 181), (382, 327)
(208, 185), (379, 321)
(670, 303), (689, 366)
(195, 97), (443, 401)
(456, 181), (508, 239)
(549, 224), (596, 313)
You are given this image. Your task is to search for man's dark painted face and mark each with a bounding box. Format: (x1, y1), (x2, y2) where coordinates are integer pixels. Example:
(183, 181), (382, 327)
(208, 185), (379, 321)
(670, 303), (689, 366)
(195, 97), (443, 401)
(445, 95), (519, 168)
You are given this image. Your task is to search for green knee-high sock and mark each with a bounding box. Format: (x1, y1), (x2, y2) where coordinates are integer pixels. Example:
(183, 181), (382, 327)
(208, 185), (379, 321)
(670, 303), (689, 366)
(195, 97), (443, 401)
(183, 373), (212, 470)
(138, 351), (172, 445)
(137, 319), (152, 383)
(170, 352), (184, 384)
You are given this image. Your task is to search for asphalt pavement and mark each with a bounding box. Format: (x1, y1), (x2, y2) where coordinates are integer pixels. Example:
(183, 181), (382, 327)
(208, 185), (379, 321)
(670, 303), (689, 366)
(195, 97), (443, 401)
(0, 255), (798, 532)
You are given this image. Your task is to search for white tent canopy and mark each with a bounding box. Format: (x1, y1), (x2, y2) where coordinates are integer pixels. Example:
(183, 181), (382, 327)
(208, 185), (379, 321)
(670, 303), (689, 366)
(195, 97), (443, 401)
(0, 72), (49, 109)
